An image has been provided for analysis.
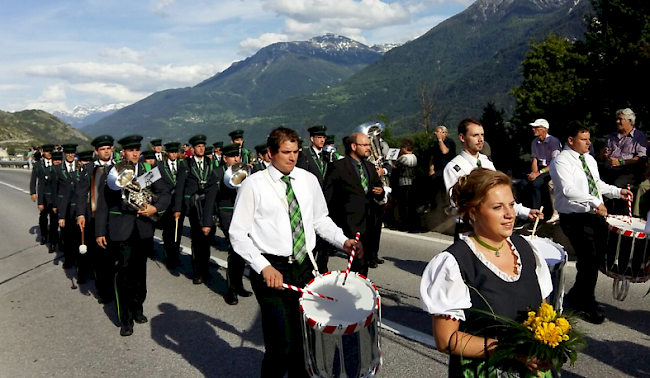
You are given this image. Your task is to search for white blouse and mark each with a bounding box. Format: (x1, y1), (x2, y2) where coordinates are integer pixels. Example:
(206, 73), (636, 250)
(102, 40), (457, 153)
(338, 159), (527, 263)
(419, 234), (553, 321)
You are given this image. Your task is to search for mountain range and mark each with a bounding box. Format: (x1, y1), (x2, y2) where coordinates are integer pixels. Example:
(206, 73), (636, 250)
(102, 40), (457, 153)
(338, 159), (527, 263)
(0, 110), (91, 149)
(83, 34), (392, 144)
(84, 0), (591, 146)
(52, 104), (128, 129)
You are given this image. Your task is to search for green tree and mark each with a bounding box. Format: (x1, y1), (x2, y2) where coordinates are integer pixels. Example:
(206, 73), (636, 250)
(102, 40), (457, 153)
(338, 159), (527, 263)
(511, 33), (589, 149)
(481, 102), (516, 172)
(580, 0), (650, 135)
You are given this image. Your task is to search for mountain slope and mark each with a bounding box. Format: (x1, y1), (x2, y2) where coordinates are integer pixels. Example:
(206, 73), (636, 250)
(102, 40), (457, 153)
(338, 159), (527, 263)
(53, 104), (127, 129)
(83, 34), (386, 142)
(263, 0), (590, 135)
(0, 110), (91, 148)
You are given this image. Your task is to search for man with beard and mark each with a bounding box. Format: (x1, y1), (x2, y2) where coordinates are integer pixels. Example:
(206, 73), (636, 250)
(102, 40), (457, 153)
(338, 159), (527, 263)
(76, 135), (116, 303)
(324, 132), (384, 276)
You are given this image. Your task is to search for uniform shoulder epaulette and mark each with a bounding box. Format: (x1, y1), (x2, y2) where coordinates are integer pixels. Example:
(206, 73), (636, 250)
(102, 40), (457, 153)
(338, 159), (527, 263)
(453, 165), (461, 172)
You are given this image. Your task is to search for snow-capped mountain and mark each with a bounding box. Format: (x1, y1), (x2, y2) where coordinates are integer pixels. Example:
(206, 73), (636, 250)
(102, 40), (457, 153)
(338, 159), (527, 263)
(53, 104), (128, 128)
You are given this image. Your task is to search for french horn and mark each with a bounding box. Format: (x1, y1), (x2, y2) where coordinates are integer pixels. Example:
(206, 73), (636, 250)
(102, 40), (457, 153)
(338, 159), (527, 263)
(224, 162), (251, 189)
(107, 160), (160, 221)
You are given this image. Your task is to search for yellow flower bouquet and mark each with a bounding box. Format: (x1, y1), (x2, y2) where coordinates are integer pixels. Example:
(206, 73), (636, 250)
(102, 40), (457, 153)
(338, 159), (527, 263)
(483, 303), (585, 372)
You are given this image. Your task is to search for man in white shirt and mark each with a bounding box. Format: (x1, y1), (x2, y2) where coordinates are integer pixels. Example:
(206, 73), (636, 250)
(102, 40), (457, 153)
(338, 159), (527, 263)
(550, 121), (632, 324)
(230, 127), (360, 378)
(443, 118), (542, 236)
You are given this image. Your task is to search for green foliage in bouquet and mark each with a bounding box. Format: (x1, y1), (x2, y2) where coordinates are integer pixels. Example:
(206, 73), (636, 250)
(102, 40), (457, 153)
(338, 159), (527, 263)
(474, 303), (585, 371)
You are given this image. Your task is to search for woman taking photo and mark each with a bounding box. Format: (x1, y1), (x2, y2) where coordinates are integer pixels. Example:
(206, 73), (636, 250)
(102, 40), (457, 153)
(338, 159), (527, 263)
(420, 168), (553, 377)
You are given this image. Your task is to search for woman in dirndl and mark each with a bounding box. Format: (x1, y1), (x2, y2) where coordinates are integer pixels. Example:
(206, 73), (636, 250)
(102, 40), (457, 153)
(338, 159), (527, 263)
(420, 168), (554, 377)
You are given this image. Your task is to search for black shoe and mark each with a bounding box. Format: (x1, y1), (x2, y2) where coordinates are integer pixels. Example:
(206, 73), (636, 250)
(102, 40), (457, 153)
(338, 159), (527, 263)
(224, 291), (239, 305)
(134, 313), (148, 324)
(368, 261), (378, 269)
(48, 244), (55, 253)
(40, 237), (46, 245)
(120, 322), (134, 337)
(575, 307), (606, 324)
(193, 276), (204, 285)
(376, 258), (385, 264)
(97, 296), (113, 304)
(236, 288), (253, 297)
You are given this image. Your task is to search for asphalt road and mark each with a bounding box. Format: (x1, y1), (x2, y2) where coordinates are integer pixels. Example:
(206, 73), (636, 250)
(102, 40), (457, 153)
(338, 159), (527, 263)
(1, 167), (649, 378)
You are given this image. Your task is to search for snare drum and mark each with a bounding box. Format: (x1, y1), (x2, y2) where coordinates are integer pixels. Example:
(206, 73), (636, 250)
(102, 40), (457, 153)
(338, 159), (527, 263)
(603, 216), (650, 300)
(523, 236), (567, 313)
(299, 271), (382, 378)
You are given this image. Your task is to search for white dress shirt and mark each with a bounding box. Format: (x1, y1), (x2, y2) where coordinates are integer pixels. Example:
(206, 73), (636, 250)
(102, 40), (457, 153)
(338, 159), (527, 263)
(443, 150), (531, 219)
(549, 147), (622, 214)
(168, 159), (178, 173)
(43, 159), (52, 168)
(419, 234), (553, 321)
(229, 164), (348, 274)
(156, 152), (163, 161)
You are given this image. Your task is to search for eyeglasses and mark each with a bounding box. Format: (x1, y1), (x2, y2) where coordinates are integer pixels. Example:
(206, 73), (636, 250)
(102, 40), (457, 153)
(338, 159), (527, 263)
(355, 143), (371, 147)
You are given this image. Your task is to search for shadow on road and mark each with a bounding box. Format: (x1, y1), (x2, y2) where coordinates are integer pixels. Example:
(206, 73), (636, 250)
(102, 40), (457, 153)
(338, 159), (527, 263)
(383, 256), (428, 277)
(150, 303), (264, 377)
(581, 337), (650, 377)
(600, 303), (650, 338)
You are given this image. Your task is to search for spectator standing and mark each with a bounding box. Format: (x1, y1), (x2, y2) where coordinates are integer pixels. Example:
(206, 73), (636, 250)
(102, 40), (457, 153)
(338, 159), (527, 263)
(427, 126), (456, 211)
(394, 139), (418, 231)
(525, 119), (562, 223)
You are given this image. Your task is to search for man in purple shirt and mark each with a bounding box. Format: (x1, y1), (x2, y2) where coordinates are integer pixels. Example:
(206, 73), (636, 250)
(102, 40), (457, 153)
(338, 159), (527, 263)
(599, 108), (648, 213)
(524, 119), (562, 222)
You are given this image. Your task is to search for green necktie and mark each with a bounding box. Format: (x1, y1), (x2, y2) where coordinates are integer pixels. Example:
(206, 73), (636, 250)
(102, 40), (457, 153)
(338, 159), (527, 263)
(197, 159), (203, 172)
(579, 154), (599, 197)
(281, 175), (306, 264)
(358, 161), (368, 193)
(476, 158), (482, 167)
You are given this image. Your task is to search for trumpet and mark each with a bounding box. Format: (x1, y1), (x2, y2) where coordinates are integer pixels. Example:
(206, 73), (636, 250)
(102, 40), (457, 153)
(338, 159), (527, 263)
(107, 161), (161, 221)
(224, 162), (251, 189)
(353, 121), (390, 187)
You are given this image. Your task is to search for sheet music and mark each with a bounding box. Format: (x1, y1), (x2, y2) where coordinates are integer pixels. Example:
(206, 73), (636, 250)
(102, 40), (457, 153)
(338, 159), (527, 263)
(137, 166), (161, 188)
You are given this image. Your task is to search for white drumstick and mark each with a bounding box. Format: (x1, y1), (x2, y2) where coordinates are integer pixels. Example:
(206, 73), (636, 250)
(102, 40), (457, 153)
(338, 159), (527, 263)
(531, 206), (544, 239)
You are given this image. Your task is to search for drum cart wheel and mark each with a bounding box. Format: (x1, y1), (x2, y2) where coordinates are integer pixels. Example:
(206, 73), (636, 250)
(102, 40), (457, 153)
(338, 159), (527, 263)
(612, 278), (630, 301)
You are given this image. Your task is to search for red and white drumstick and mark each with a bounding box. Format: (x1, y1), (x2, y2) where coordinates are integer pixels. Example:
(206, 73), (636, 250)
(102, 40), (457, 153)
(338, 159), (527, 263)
(282, 283), (337, 301)
(343, 232), (361, 286)
(627, 184), (633, 221)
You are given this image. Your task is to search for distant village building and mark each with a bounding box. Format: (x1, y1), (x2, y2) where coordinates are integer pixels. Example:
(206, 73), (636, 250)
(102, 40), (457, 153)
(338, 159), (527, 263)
(0, 147), (8, 159)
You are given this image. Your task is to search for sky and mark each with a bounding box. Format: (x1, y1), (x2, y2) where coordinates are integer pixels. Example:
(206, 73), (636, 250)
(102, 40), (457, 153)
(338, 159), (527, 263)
(0, 0), (472, 113)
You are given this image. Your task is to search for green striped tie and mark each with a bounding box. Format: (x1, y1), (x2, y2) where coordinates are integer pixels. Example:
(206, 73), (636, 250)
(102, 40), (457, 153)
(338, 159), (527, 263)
(579, 154), (599, 197)
(358, 161), (368, 193)
(476, 158), (482, 167)
(281, 176), (306, 264)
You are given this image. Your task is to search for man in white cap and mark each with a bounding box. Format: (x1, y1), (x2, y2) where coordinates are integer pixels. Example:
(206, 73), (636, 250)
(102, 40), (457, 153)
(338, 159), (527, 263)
(525, 119), (562, 223)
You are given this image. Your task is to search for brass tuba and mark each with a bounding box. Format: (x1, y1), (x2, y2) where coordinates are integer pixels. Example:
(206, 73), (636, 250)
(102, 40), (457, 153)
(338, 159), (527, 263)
(353, 121), (390, 187)
(224, 162), (251, 189)
(107, 160), (160, 221)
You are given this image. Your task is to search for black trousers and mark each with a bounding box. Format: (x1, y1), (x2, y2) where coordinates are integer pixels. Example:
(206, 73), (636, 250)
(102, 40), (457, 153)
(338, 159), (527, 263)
(114, 235), (149, 324)
(395, 185), (415, 231)
(189, 206), (211, 278)
(524, 171), (552, 210)
(60, 208), (80, 266)
(559, 212), (608, 304)
(251, 256), (312, 378)
(39, 203), (58, 246)
(86, 218), (115, 299)
(224, 229), (246, 293)
(162, 209), (185, 265)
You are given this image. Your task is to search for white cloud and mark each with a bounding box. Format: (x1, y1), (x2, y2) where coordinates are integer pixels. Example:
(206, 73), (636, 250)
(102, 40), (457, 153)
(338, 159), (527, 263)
(22, 62), (221, 92)
(69, 82), (149, 103)
(98, 47), (147, 63)
(25, 84), (68, 112)
(154, 0), (269, 24)
(239, 33), (290, 55)
(0, 84), (29, 91)
(152, 0), (175, 14)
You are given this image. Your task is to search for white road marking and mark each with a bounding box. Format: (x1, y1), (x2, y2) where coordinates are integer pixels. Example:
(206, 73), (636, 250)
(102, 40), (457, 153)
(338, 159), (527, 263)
(0, 180), (30, 194)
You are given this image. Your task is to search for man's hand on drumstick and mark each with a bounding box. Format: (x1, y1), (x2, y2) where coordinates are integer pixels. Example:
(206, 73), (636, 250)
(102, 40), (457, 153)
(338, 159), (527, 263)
(528, 209), (544, 221)
(261, 265), (283, 289)
(595, 203), (608, 217)
(343, 239), (363, 259)
(620, 188), (633, 200)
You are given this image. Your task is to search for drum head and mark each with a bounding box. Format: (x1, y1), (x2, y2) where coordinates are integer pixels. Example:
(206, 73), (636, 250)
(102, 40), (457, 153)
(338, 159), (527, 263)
(522, 236), (565, 266)
(607, 215), (647, 237)
(301, 271), (378, 327)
